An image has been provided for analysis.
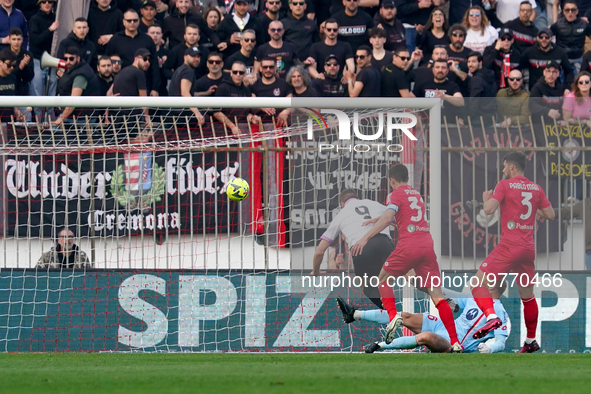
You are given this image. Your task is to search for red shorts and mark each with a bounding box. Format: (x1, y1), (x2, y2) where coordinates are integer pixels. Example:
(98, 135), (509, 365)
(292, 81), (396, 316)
(383, 247), (441, 288)
(479, 243), (536, 286)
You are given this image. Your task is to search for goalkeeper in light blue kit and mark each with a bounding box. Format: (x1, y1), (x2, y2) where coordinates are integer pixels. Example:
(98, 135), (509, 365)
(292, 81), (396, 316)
(338, 284), (510, 353)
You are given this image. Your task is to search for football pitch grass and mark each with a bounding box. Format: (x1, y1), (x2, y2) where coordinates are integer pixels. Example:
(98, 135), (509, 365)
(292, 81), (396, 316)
(0, 353), (589, 393)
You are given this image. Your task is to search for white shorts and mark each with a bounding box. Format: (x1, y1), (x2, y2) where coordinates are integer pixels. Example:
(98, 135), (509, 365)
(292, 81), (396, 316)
(421, 313), (451, 342)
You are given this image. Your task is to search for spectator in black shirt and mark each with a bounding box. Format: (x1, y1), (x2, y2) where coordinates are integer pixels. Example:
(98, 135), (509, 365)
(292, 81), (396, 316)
(332, 0), (375, 52)
(0, 49), (22, 123)
(8, 28), (33, 97)
(282, 0), (318, 60)
(96, 55), (114, 96)
(28, 0), (58, 105)
(168, 46), (205, 123)
(57, 18), (98, 69)
(202, 7), (222, 51)
(110, 54), (123, 76)
(194, 52), (225, 96)
(251, 57), (293, 126)
(54, 47), (101, 125)
(110, 48), (152, 128)
(416, 7), (449, 64)
(309, 54), (348, 97)
(139, 0), (158, 33)
(214, 61), (260, 135)
(529, 60), (566, 124)
(287, 64), (319, 96)
(409, 46), (457, 84)
(87, 0), (124, 56)
(218, 0), (265, 57)
(550, 0), (591, 71)
(112, 48), (151, 96)
(224, 29), (257, 80)
(343, 45), (381, 97)
(413, 58), (464, 114)
(106, 9), (161, 96)
(308, 18), (354, 78)
(163, 24), (211, 81)
(369, 27), (392, 72)
(163, 0), (221, 51)
(381, 47), (412, 97)
(8, 27), (33, 121)
(373, 0), (407, 51)
(504, 1), (538, 54)
(260, 0), (282, 42)
(254, 20), (299, 79)
(446, 23), (471, 72)
(463, 51), (498, 122)
(521, 27), (574, 90)
(147, 24), (169, 96)
(397, 0), (442, 53)
(483, 27), (522, 89)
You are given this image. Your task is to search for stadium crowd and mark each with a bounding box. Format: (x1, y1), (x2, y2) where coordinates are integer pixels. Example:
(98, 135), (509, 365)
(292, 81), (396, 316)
(0, 0), (591, 125)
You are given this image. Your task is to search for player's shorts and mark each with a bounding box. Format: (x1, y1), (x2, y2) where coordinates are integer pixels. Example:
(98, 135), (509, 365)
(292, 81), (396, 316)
(421, 313), (451, 343)
(479, 243), (536, 286)
(382, 247), (441, 289)
(352, 234), (395, 280)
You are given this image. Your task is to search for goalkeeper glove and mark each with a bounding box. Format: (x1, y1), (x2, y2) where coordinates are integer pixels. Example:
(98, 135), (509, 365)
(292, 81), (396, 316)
(478, 343), (493, 353)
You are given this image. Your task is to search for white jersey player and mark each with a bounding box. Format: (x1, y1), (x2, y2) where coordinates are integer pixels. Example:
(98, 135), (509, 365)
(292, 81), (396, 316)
(312, 189), (395, 308)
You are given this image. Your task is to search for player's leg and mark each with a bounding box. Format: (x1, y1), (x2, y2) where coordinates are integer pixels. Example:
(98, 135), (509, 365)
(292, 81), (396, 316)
(470, 269), (497, 317)
(470, 245), (514, 338)
(364, 312), (425, 353)
(416, 332), (452, 353)
(518, 285), (540, 353)
(426, 285), (461, 349)
(378, 268), (404, 343)
(350, 235), (394, 309)
(414, 248), (461, 349)
(336, 297), (390, 325)
(400, 311), (424, 333)
(366, 332), (450, 353)
(515, 252), (540, 353)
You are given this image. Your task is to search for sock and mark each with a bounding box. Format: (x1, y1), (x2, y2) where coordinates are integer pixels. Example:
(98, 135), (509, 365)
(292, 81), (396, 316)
(525, 337), (535, 345)
(362, 287), (384, 309)
(379, 336), (418, 350)
(360, 309), (390, 325)
(379, 282), (398, 321)
(522, 296), (538, 339)
(436, 299), (459, 344)
(471, 285), (496, 317)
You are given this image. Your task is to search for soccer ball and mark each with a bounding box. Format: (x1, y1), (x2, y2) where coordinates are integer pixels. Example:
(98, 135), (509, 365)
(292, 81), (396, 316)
(226, 178), (250, 201)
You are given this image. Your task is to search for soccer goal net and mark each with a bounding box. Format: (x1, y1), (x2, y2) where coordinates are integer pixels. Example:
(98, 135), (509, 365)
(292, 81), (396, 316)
(0, 96), (440, 352)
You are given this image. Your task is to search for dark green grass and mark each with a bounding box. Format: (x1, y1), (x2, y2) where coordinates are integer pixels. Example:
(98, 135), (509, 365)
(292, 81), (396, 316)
(0, 353), (589, 394)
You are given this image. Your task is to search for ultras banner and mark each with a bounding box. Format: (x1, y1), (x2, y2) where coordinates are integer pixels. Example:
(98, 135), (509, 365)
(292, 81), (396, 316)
(3, 151), (242, 237)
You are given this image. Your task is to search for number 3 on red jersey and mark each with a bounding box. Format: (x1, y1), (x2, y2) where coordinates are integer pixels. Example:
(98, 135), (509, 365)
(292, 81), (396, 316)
(408, 196), (423, 222)
(520, 192), (532, 220)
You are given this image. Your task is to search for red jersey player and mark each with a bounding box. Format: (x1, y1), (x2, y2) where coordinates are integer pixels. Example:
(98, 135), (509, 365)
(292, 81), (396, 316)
(470, 152), (555, 353)
(351, 164), (462, 352)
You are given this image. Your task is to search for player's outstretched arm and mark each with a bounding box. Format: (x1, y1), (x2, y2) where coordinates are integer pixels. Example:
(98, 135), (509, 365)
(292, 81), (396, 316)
(350, 209), (396, 256)
(311, 239), (331, 276)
